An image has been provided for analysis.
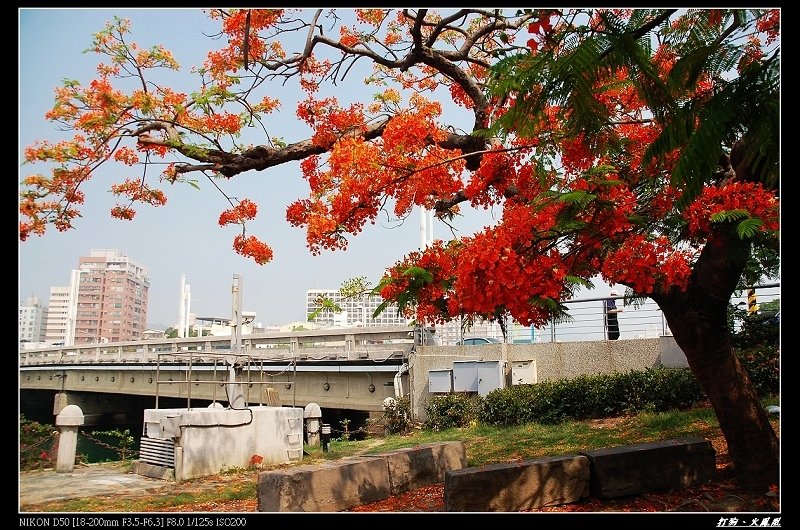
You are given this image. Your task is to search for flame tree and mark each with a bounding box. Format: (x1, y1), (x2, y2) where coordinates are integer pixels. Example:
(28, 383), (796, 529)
(21, 9), (779, 489)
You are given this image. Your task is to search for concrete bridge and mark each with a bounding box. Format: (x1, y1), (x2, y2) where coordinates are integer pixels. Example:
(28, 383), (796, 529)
(20, 326), (413, 426)
(20, 323), (697, 429)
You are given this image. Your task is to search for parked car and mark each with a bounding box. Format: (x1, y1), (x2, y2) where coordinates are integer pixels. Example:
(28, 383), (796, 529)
(457, 337), (502, 345)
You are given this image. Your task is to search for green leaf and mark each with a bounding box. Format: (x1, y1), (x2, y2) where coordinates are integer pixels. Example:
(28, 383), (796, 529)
(557, 190), (596, 205)
(402, 266), (434, 283)
(736, 218), (764, 239)
(565, 276), (594, 289)
(710, 209), (750, 223)
(372, 299), (392, 319)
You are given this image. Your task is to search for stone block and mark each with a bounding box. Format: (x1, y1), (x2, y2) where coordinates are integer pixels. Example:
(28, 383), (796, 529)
(444, 454), (590, 511)
(130, 461), (174, 480)
(258, 456), (390, 512)
(582, 437), (716, 499)
(371, 441), (467, 495)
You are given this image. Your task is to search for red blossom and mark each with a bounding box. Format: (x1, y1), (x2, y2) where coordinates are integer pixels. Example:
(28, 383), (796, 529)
(232, 235), (273, 265)
(684, 182), (779, 239)
(219, 199), (259, 226)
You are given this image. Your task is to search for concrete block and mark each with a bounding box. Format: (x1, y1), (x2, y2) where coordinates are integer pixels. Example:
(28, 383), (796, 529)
(130, 461), (174, 480)
(444, 454), (590, 511)
(582, 437), (716, 499)
(258, 456), (391, 512)
(368, 441), (467, 495)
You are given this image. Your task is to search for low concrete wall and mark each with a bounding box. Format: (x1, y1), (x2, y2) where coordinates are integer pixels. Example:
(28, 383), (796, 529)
(257, 437), (712, 511)
(257, 441), (466, 512)
(660, 335), (690, 367)
(130, 461), (174, 480)
(582, 437), (716, 499)
(411, 338), (676, 420)
(444, 454), (590, 512)
(441, 437), (714, 511)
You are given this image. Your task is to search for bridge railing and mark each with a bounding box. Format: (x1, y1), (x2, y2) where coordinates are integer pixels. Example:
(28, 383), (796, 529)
(19, 325), (415, 366)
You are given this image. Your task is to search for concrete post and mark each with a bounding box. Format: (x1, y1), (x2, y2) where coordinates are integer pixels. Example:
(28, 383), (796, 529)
(303, 403), (322, 447)
(55, 404), (84, 473)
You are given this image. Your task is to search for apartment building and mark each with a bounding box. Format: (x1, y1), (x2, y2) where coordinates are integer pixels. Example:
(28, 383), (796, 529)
(44, 249), (150, 345)
(305, 289), (408, 328)
(18, 296), (46, 343)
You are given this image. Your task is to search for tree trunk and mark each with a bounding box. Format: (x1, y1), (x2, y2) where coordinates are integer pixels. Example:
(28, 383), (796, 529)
(651, 231), (779, 491)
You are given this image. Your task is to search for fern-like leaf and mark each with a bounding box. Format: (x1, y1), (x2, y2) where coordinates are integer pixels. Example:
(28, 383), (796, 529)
(736, 218), (764, 239)
(710, 209), (750, 223)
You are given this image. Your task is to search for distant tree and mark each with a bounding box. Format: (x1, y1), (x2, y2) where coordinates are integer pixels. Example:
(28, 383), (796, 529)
(164, 327), (178, 339)
(20, 9), (779, 490)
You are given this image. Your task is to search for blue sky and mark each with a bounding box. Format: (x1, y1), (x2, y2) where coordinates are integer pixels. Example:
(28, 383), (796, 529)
(18, 8), (501, 328)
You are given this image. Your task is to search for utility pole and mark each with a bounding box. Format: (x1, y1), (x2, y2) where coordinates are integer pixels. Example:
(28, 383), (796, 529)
(231, 274), (243, 355)
(178, 274), (186, 339)
(420, 207), (434, 249)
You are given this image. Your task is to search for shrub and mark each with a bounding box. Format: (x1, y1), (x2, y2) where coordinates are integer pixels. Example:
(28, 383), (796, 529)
(423, 393), (478, 431)
(20, 415), (57, 470)
(737, 344), (780, 397)
(733, 312), (779, 349)
(728, 301), (779, 397)
(84, 428), (138, 461)
(380, 396), (413, 435)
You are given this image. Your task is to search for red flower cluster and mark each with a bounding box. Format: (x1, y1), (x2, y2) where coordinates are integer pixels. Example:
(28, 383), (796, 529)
(684, 182), (779, 239)
(219, 199), (258, 226)
(110, 179), (167, 207)
(601, 234), (695, 294)
(111, 205), (136, 220)
(232, 234), (273, 265)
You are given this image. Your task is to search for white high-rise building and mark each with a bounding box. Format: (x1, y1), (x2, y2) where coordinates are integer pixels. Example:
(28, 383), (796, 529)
(305, 289), (408, 328)
(44, 286), (73, 344)
(18, 296), (46, 343)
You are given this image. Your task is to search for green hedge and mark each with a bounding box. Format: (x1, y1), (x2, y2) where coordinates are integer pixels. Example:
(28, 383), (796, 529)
(477, 367), (705, 427)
